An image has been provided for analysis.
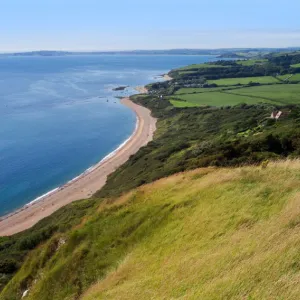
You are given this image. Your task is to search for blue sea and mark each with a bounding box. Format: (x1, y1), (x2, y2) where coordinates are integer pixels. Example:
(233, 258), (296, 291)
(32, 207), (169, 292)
(0, 54), (215, 216)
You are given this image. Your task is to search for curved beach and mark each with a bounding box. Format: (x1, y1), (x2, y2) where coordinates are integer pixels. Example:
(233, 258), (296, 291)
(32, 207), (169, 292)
(0, 98), (156, 236)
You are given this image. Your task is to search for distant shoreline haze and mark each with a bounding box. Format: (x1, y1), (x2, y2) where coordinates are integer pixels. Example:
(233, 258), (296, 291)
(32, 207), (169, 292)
(1, 47), (300, 57)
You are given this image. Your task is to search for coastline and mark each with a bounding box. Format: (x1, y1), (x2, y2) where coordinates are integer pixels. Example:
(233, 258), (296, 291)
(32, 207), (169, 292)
(135, 86), (148, 94)
(0, 97), (156, 236)
(163, 74), (172, 81)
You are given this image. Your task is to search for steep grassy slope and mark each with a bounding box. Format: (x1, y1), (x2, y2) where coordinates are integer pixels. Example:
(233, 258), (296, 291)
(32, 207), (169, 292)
(4, 97), (300, 293)
(2, 161), (300, 299)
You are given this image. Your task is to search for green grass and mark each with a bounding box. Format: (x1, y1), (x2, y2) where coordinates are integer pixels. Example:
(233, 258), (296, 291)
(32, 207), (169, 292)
(172, 91), (273, 107)
(291, 63), (300, 68)
(289, 74), (300, 82)
(224, 84), (300, 105)
(170, 99), (202, 107)
(277, 74), (300, 82)
(178, 63), (228, 71)
(4, 162), (300, 299)
(277, 74), (293, 81)
(207, 76), (279, 86)
(172, 83), (300, 107)
(174, 87), (228, 94)
(177, 70), (198, 75)
(236, 59), (268, 66)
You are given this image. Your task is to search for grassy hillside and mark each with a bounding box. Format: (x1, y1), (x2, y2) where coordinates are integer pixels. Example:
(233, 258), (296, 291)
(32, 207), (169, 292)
(2, 162), (300, 299)
(2, 51), (300, 298)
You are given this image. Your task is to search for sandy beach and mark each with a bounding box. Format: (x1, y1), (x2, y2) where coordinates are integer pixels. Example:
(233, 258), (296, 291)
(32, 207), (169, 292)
(0, 98), (156, 236)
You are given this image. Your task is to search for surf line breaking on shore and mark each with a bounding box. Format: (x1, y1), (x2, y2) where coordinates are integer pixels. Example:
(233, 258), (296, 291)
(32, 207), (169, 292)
(29, 116), (139, 206)
(0, 101), (139, 222)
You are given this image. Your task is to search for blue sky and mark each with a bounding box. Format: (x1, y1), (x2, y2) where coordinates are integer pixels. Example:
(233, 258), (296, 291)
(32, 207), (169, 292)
(1, 0), (300, 51)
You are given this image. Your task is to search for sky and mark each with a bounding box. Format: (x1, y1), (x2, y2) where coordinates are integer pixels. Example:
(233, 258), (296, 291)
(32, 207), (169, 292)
(1, 0), (300, 51)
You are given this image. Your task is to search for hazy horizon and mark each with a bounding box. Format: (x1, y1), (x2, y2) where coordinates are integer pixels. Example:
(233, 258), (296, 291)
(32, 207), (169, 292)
(1, 46), (300, 54)
(1, 0), (300, 52)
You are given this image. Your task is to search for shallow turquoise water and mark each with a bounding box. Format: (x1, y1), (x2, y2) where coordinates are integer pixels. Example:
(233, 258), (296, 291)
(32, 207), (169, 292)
(0, 55), (215, 216)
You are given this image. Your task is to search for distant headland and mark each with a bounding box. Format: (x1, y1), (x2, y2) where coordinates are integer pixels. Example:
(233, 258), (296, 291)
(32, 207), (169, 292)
(2, 47), (300, 57)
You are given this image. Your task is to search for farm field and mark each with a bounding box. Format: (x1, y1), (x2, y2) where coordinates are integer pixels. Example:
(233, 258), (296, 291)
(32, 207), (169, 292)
(289, 74), (300, 82)
(170, 99), (201, 107)
(178, 63), (228, 70)
(224, 84), (300, 105)
(277, 74), (300, 82)
(172, 91), (271, 107)
(172, 83), (300, 107)
(291, 63), (300, 68)
(178, 70), (198, 75)
(236, 59), (268, 66)
(208, 76), (279, 86)
(175, 87), (229, 94)
(277, 74), (294, 81)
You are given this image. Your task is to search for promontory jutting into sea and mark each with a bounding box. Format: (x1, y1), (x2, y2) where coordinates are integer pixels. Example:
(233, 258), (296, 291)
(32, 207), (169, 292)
(0, 54), (217, 216)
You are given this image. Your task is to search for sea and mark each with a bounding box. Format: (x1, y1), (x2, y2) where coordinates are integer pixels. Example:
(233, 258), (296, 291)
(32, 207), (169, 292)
(0, 54), (216, 216)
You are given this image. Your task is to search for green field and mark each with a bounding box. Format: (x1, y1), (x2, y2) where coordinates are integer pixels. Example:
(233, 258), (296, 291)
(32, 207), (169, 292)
(208, 76), (279, 86)
(289, 74), (300, 82)
(225, 84), (300, 104)
(236, 59), (268, 66)
(175, 87), (228, 94)
(178, 70), (198, 75)
(172, 91), (270, 107)
(277, 74), (300, 82)
(178, 63), (227, 71)
(172, 83), (300, 107)
(277, 74), (293, 81)
(291, 63), (300, 68)
(170, 99), (201, 107)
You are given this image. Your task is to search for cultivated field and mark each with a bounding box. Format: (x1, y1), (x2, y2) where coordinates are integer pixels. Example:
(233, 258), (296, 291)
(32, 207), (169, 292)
(236, 59), (268, 66)
(178, 63), (228, 70)
(208, 76), (279, 86)
(225, 84), (300, 105)
(175, 87), (229, 94)
(171, 83), (300, 107)
(170, 99), (201, 107)
(171, 91), (269, 107)
(277, 74), (300, 82)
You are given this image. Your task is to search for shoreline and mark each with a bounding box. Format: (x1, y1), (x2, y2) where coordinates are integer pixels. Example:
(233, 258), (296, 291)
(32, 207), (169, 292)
(28, 124), (139, 207)
(134, 86), (148, 94)
(0, 97), (157, 236)
(0, 125), (138, 222)
(163, 74), (172, 81)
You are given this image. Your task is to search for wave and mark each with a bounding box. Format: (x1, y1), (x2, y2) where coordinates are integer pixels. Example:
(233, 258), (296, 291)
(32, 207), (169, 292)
(24, 113), (139, 207)
(28, 188), (60, 206)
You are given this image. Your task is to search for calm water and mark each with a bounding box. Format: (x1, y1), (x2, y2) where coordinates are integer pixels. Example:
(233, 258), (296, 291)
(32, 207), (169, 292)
(0, 55), (215, 216)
